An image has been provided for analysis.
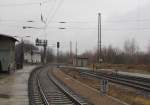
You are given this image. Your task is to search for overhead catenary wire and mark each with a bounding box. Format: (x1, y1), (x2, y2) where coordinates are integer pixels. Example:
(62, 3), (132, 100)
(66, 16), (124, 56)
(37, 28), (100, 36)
(45, 0), (58, 22)
(1, 0), (150, 32)
(1, 22), (150, 31)
(0, 1), (49, 7)
(45, 19), (150, 24)
(0, 19), (41, 23)
(0, 1), (50, 23)
(38, 0), (64, 25)
(37, 0), (64, 38)
(47, 0), (64, 25)
(1, 19), (150, 25)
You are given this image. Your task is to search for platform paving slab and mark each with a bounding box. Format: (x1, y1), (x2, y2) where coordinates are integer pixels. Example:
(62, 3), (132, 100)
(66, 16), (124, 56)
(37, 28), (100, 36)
(0, 65), (36, 105)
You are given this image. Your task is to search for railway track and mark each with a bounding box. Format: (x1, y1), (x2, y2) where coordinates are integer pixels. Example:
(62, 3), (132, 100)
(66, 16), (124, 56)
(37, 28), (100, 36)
(28, 66), (89, 105)
(61, 66), (150, 92)
(80, 70), (150, 92)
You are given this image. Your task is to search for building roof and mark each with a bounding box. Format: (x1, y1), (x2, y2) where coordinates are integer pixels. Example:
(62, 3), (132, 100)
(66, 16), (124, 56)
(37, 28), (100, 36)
(32, 50), (41, 54)
(24, 50), (41, 54)
(0, 34), (17, 42)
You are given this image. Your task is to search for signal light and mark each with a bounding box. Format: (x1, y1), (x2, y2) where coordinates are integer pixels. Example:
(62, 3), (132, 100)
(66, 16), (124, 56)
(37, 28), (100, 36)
(57, 42), (60, 48)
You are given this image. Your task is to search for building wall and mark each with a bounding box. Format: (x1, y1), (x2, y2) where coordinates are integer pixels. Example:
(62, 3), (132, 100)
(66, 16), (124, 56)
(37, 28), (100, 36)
(32, 53), (41, 63)
(24, 52), (31, 63)
(24, 52), (41, 64)
(77, 59), (88, 67)
(0, 39), (15, 71)
(73, 58), (88, 67)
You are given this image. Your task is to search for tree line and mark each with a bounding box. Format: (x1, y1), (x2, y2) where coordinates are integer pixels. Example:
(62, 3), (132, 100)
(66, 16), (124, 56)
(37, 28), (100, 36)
(81, 38), (150, 65)
(15, 38), (150, 65)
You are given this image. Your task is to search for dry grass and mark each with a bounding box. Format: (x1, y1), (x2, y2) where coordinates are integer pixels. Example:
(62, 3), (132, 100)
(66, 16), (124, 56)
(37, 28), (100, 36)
(62, 69), (150, 105)
(88, 64), (150, 74)
(108, 84), (150, 105)
(134, 97), (150, 105)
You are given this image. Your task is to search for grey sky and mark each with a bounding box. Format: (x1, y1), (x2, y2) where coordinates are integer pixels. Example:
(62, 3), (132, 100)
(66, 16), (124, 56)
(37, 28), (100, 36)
(0, 0), (150, 54)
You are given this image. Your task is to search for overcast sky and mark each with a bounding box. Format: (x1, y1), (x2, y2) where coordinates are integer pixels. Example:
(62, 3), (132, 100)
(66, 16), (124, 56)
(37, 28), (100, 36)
(0, 0), (150, 54)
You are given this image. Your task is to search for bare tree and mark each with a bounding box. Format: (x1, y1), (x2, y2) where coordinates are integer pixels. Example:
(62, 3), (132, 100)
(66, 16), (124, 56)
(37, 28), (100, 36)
(81, 50), (95, 63)
(124, 38), (139, 56)
(123, 38), (140, 64)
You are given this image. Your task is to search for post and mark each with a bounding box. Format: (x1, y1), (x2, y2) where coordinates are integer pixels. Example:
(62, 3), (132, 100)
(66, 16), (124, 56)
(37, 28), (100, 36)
(75, 41), (78, 66)
(31, 48), (33, 64)
(100, 79), (109, 95)
(42, 40), (47, 64)
(21, 39), (24, 68)
(98, 13), (102, 67)
(43, 45), (47, 64)
(57, 42), (60, 67)
(57, 47), (59, 66)
(70, 41), (72, 64)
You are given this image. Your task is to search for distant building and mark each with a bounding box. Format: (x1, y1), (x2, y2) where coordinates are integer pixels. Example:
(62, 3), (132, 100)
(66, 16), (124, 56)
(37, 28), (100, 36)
(0, 34), (17, 72)
(73, 57), (88, 67)
(24, 50), (41, 64)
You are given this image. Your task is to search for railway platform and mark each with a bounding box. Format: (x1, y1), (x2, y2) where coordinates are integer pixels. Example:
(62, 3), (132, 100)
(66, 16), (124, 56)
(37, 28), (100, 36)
(0, 65), (36, 105)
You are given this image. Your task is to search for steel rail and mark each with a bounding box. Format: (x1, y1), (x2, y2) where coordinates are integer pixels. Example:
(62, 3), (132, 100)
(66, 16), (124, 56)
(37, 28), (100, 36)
(37, 77), (50, 105)
(85, 70), (150, 88)
(47, 69), (89, 105)
(28, 66), (45, 105)
(80, 71), (150, 92)
(29, 66), (90, 105)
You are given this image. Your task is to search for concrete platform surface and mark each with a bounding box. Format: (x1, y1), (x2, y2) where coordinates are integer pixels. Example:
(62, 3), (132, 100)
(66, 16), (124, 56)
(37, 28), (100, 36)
(0, 65), (36, 105)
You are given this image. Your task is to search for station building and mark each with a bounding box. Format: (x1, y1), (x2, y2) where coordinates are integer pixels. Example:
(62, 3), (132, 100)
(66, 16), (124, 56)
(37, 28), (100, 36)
(73, 57), (88, 67)
(24, 50), (41, 64)
(0, 34), (17, 72)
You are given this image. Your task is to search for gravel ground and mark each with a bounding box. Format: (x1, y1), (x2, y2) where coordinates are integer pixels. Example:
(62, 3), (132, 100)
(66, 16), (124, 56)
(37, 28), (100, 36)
(53, 69), (127, 105)
(62, 69), (150, 105)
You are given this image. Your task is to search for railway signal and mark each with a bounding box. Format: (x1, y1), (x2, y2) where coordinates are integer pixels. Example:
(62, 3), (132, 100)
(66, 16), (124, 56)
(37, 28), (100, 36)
(35, 38), (48, 64)
(57, 42), (60, 48)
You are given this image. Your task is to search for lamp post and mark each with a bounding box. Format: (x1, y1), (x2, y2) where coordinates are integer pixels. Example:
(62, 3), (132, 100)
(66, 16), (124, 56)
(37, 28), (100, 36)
(98, 13), (102, 66)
